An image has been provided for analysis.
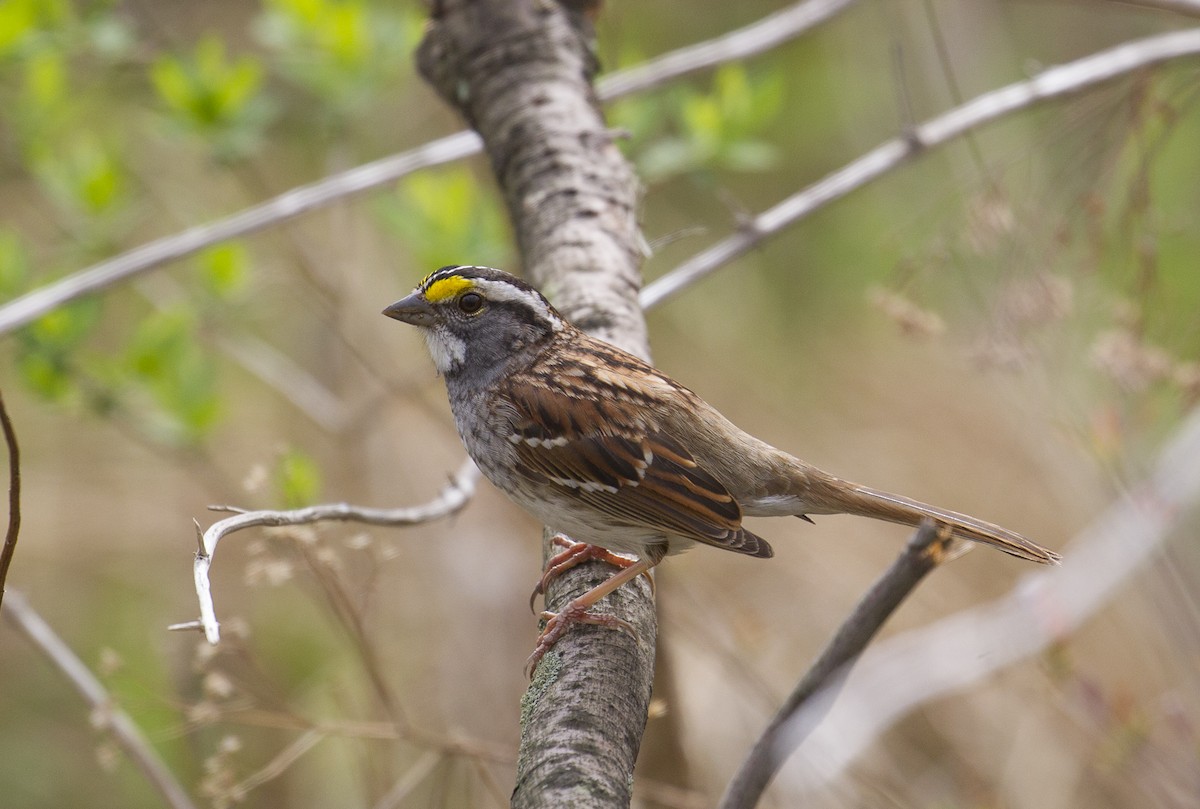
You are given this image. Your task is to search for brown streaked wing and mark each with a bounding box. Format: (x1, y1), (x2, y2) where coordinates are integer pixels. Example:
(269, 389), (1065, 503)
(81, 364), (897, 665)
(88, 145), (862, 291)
(498, 380), (770, 556)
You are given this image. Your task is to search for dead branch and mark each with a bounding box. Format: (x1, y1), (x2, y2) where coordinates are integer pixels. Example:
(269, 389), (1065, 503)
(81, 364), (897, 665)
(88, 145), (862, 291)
(174, 458), (479, 644)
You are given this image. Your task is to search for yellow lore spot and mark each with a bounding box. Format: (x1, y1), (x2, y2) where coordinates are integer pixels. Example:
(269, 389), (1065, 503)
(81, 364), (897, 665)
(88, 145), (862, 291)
(423, 275), (474, 303)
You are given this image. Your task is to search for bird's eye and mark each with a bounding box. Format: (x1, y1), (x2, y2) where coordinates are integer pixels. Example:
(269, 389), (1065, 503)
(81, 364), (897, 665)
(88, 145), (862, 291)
(458, 292), (484, 314)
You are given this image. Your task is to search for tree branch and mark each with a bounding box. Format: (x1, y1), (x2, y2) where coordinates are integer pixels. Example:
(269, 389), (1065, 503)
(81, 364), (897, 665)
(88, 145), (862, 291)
(174, 459), (478, 644)
(596, 0), (855, 99)
(717, 521), (952, 809)
(0, 0), (846, 338)
(641, 26), (1200, 309)
(0, 389), (20, 610)
(2, 589), (199, 809)
(416, 1), (658, 804)
(761, 403), (1200, 796)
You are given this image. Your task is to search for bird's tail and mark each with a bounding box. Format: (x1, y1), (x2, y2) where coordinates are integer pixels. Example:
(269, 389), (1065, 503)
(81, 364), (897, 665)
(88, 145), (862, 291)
(805, 476), (1060, 565)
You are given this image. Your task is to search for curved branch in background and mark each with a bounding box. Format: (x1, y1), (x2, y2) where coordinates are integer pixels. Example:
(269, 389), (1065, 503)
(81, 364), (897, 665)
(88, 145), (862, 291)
(641, 26), (1200, 309)
(732, 404), (1200, 802)
(3, 590), (199, 809)
(0, 390), (20, 609)
(173, 459), (478, 644)
(0, 0), (848, 337)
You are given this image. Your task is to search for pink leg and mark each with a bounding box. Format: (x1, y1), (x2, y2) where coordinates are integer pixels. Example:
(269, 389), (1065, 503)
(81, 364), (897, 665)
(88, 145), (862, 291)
(529, 534), (654, 613)
(525, 557), (656, 678)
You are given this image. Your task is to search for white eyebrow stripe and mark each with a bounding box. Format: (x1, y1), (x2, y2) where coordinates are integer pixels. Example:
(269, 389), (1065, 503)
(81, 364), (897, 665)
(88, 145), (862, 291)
(471, 278), (565, 330)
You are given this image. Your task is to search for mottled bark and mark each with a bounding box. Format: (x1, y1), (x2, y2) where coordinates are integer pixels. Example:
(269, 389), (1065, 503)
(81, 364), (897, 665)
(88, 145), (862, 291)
(418, 2), (654, 807)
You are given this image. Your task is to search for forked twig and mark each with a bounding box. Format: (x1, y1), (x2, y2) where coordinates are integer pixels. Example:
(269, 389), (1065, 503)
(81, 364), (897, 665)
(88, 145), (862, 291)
(173, 459), (479, 644)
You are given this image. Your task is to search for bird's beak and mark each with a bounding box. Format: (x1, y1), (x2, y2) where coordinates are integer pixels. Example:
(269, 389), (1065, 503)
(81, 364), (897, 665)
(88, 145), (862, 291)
(383, 292), (435, 327)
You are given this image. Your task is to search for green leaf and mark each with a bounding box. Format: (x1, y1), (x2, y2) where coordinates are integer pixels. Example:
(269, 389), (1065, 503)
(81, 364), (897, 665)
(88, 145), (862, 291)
(379, 166), (511, 269)
(0, 0), (70, 58)
(33, 137), (127, 220)
(276, 448), (322, 509)
(151, 33), (269, 159)
(125, 306), (221, 443)
(23, 49), (67, 110)
(196, 242), (249, 300)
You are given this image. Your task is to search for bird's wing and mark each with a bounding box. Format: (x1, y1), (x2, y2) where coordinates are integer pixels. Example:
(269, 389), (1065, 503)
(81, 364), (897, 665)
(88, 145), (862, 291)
(497, 379), (771, 558)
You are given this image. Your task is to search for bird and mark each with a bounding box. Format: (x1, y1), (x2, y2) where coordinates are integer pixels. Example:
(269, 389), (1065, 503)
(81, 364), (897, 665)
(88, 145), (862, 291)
(383, 265), (1060, 672)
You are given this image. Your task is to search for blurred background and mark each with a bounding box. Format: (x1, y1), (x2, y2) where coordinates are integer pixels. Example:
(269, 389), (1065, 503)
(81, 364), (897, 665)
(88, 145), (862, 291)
(2, 1), (1199, 807)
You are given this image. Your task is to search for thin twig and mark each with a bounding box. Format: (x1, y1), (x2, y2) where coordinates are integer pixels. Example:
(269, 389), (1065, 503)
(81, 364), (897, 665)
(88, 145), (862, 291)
(2, 589), (200, 809)
(596, 0), (855, 98)
(641, 26), (1200, 309)
(231, 728), (324, 796)
(0, 389), (20, 609)
(294, 543), (409, 730)
(173, 458), (479, 644)
(0, 0), (851, 337)
(718, 522), (949, 809)
(370, 751), (444, 809)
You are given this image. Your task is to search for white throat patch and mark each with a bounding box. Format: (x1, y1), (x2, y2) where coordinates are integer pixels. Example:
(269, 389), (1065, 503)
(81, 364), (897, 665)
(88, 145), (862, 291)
(423, 326), (466, 374)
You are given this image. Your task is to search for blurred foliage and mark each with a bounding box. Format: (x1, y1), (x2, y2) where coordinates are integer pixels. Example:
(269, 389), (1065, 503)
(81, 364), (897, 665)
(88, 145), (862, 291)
(378, 165), (513, 269)
(2, 2), (1200, 809)
(255, 0), (423, 128)
(612, 63), (785, 181)
(151, 34), (271, 161)
(274, 446), (323, 508)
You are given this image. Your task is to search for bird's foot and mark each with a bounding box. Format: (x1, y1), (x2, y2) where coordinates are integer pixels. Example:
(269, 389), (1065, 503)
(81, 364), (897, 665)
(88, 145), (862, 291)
(528, 534), (653, 613)
(524, 601), (637, 678)
(524, 553), (656, 678)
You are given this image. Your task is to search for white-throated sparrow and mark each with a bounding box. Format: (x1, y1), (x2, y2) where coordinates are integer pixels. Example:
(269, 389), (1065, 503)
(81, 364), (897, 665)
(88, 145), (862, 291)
(384, 265), (1060, 670)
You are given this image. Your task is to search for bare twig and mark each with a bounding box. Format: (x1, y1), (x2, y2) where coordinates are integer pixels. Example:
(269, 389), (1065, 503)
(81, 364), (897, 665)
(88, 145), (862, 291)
(596, 0), (855, 98)
(0, 389), (20, 609)
(173, 458), (479, 644)
(718, 522), (949, 809)
(216, 335), (349, 433)
(0, 132), (478, 336)
(231, 728), (324, 796)
(2, 589), (199, 809)
(0, 0), (850, 337)
(641, 27), (1200, 309)
(370, 751), (443, 809)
